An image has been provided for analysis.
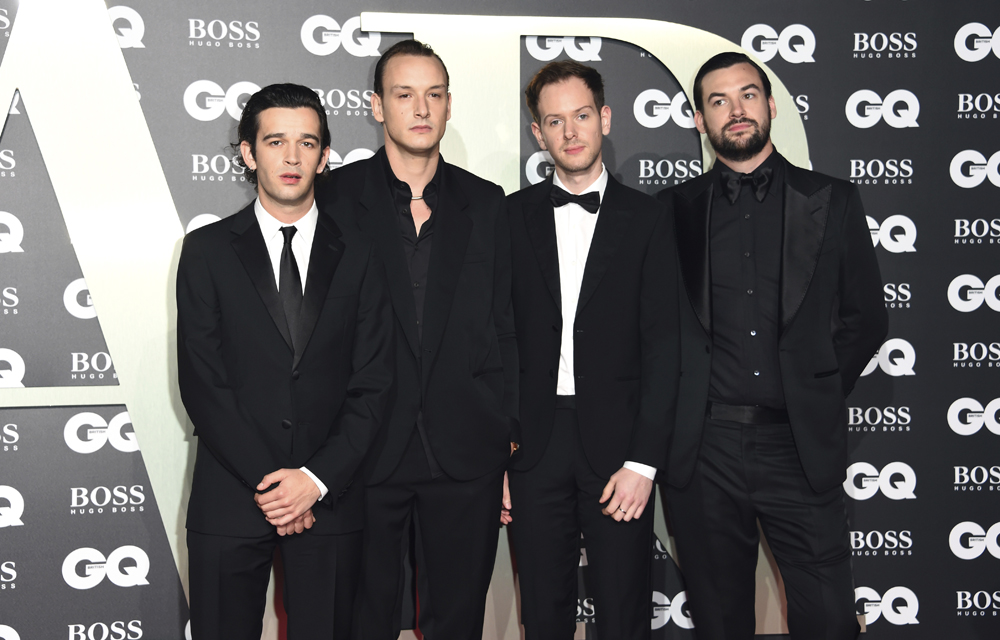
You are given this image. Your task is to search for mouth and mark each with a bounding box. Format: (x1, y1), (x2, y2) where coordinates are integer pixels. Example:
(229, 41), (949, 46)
(410, 125), (433, 134)
(562, 144), (586, 156)
(724, 119), (757, 135)
(280, 173), (302, 184)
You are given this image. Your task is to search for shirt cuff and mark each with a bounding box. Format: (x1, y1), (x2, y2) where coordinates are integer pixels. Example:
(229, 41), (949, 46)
(299, 466), (328, 501)
(623, 461), (657, 480)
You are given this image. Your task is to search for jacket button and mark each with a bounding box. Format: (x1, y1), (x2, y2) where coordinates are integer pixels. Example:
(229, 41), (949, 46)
(281, 419), (292, 430)
(549, 369), (555, 378)
(291, 370), (300, 380)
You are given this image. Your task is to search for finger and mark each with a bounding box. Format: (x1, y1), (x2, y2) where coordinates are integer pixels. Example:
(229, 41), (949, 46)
(598, 478), (616, 504)
(502, 472), (512, 509)
(257, 470), (286, 491)
(632, 501), (646, 520)
(303, 514), (315, 529)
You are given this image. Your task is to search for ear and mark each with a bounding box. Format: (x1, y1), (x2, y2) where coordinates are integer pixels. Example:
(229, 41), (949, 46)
(317, 147), (331, 174)
(600, 105), (611, 135)
(768, 95), (777, 120)
(239, 140), (256, 171)
(446, 92), (452, 122)
(371, 92), (385, 124)
(530, 121), (547, 151)
(694, 110), (706, 135)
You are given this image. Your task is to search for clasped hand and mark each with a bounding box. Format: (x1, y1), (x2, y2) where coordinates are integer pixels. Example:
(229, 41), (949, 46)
(255, 468), (321, 536)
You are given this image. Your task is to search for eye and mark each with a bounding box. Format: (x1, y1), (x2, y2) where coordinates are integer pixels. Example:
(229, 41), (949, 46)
(548, 118), (563, 126)
(577, 113), (588, 120)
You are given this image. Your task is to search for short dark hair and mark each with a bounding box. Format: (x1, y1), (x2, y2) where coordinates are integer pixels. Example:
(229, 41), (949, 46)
(525, 60), (605, 123)
(373, 39), (450, 97)
(233, 83), (331, 187)
(692, 52), (772, 113)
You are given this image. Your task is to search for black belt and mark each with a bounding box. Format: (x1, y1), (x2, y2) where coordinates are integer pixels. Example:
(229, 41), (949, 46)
(707, 402), (788, 425)
(555, 395), (577, 409)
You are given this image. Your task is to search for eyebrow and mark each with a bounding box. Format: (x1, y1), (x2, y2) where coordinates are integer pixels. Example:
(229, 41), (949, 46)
(261, 132), (320, 142)
(706, 83), (761, 103)
(390, 84), (448, 92)
(543, 104), (595, 121)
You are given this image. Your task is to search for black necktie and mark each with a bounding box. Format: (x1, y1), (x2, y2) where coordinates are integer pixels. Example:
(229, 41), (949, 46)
(279, 226), (303, 339)
(550, 186), (601, 214)
(721, 164), (772, 205)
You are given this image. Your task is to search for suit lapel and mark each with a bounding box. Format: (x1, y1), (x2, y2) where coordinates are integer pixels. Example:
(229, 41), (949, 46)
(780, 162), (831, 333)
(230, 206), (294, 352)
(576, 175), (634, 316)
(420, 164), (472, 386)
(673, 176), (713, 336)
(292, 212), (345, 368)
(524, 181), (561, 310)
(356, 158), (421, 358)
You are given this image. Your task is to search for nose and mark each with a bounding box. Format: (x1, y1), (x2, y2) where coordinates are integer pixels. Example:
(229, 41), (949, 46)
(284, 143), (302, 165)
(563, 119), (577, 140)
(414, 94), (429, 118)
(730, 100), (746, 119)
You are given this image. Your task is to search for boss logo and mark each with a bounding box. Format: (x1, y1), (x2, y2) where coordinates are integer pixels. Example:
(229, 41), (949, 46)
(950, 150), (1000, 188)
(68, 621), (142, 640)
(847, 406), (910, 432)
(849, 159), (913, 185)
(853, 32), (917, 58)
(1, 424), (17, 451)
(70, 485), (145, 514)
(860, 338), (916, 377)
(525, 36), (601, 62)
(948, 398), (1000, 436)
(327, 148), (375, 171)
(883, 283), (911, 309)
(0, 349), (26, 388)
(1, 561), (15, 589)
(855, 587), (919, 625)
(741, 24), (816, 64)
(866, 215), (916, 253)
(0, 8), (10, 32)
(71, 351), (116, 380)
(61, 546), (150, 590)
(953, 342), (1000, 367)
(845, 90), (919, 128)
(844, 462), (917, 501)
(183, 80), (260, 122)
(191, 153), (245, 182)
(2, 286), (18, 315)
(949, 275), (1000, 312)
(794, 95), (809, 119)
(525, 150), (554, 186)
(633, 89), (695, 129)
(0, 149), (15, 174)
(300, 15), (381, 57)
(954, 466), (1000, 491)
(637, 158), (703, 186)
(851, 530), (912, 556)
(955, 23), (1000, 62)
(651, 590), (696, 629)
(576, 597), (595, 622)
(954, 218), (1000, 244)
(958, 93), (1000, 119)
(949, 522), (1000, 560)
(107, 6), (145, 50)
(956, 590), (1000, 616)
(0, 486), (25, 528)
(0, 211), (24, 253)
(188, 19), (260, 48)
(312, 88), (374, 116)
(64, 411), (139, 454)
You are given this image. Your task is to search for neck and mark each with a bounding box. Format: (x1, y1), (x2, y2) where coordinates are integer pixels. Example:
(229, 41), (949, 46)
(554, 155), (603, 194)
(715, 141), (774, 175)
(385, 140), (440, 196)
(258, 190), (313, 225)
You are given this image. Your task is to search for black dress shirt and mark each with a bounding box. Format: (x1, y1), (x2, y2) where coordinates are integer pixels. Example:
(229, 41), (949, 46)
(708, 150), (786, 409)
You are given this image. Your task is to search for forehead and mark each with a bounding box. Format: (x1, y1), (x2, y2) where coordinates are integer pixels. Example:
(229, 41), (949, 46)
(255, 106), (322, 137)
(537, 76), (596, 115)
(700, 63), (765, 97)
(383, 54), (448, 87)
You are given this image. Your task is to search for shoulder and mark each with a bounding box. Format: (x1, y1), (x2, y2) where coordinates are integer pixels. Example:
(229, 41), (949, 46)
(785, 161), (853, 194)
(506, 179), (549, 209)
(443, 161), (504, 201)
(318, 155), (371, 196)
(605, 174), (663, 215)
(181, 205), (249, 254)
(655, 171), (713, 206)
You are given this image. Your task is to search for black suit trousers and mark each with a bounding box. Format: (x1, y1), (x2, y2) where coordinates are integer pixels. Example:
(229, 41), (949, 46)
(353, 428), (504, 640)
(187, 528), (361, 640)
(665, 419), (860, 640)
(509, 408), (653, 640)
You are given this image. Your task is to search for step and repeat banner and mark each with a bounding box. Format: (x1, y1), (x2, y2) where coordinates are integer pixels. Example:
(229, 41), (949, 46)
(1, 0), (998, 639)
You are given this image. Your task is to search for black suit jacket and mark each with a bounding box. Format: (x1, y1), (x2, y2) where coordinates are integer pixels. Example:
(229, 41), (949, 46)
(177, 203), (394, 537)
(507, 174), (679, 478)
(658, 156), (888, 493)
(317, 150), (519, 484)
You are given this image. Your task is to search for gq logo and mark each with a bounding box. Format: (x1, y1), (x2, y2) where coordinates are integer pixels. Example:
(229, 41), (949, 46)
(845, 90), (919, 128)
(0, 211), (24, 253)
(948, 275), (1000, 312)
(183, 80), (260, 122)
(300, 15), (381, 57)
(525, 150), (554, 185)
(186, 214), (221, 234)
(328, 148), (375, 171)
(0, 626), (19, 640)
(632, 90), (695, 129)
(855, 587), (919, 625)
(64, 278), (98, 319)
(949, 521), (1000, 560)
(107, 6), (145, 49)
(844, 462), (917, 500)
(860, 338), (916, 377)
(954, 23), (1000, 62)
(950, 150), (1000, 188)
(0, 349), (26, 388)
(741, 24), (816, 64)
(61, 546), (150, 589)
(525, 36), (601, 62)
(867, 215), (916, 253)
(948, 398), (1000, 436)
(0, 485), (25, 528)
(651, 590), (695, 629)
(64, 411), (139, 454)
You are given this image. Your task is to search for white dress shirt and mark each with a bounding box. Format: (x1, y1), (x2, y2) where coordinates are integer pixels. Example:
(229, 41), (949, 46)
(253, 198), (329, 500)
(551, 169), (656, 481)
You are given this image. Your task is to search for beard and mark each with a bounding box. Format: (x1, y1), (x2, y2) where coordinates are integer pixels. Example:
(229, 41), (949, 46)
(707, 116), (771, 163)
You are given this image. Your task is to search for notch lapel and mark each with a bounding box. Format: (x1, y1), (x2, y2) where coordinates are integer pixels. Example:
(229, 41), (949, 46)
(420, 165), (472, 386)
(292, 213), (345, 369)
(524, 183), (561, 311)
(673, 177), (714, 336)
(576, 176), (634, 316)
(230, 207), (293, 352)
(780, 163), (831, 333)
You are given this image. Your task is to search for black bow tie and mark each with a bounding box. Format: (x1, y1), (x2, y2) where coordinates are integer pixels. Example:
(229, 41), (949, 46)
(550, 186), (601, 214)
(721, 164), (773, 205)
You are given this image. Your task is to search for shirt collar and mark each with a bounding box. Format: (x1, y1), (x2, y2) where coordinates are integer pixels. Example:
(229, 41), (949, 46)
(552, 163), (608, 204)
(713, 148), (784, 201)
(254, 198), (319, 246)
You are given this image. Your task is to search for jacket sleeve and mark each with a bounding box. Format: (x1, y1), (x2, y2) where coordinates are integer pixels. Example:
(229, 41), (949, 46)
(492, 185), (521, 445)
(176, 234), (294, 491)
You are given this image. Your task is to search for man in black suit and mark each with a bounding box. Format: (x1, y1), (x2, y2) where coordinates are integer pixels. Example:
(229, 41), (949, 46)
(177, 84), (393, 640)
(657, 53), (888, 639)
(316, 40), (518, 640)
(505, 61), (679, 640)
